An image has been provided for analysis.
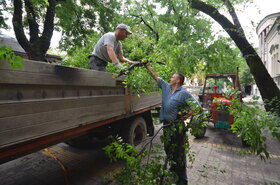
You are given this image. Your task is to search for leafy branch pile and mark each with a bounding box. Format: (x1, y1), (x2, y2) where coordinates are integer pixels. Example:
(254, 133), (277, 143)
(103, 107), (208, 185)
(216, 94), (280, 160)
(103, 138), (176, 185)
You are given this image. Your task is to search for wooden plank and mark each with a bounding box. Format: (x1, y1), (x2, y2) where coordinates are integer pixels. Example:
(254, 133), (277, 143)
(0, 101), (126, 148)
(131, 92), (161, 112)
(0, 69), (116, 87)
(0, 84), (124, 102)
(0, 95), (124, 118)
(0, 59), (125, 87)
(0, 98), (125, 131)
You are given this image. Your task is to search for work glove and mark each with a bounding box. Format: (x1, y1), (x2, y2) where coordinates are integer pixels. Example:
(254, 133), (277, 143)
(114, 62), (125, 70)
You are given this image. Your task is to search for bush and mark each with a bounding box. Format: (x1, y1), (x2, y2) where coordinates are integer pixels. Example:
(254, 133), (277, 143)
(224, 95), (280, 160)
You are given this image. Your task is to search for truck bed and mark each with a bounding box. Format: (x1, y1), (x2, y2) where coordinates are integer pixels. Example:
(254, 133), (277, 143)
(0, 59), (161, 163)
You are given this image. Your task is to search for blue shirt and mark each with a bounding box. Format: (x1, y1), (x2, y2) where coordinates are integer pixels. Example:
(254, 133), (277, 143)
(158, 77), (200, 122)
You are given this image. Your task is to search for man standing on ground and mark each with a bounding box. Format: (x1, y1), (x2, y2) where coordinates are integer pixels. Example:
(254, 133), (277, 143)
(88, 24), (136, 72)
(146, 64), (200, 185)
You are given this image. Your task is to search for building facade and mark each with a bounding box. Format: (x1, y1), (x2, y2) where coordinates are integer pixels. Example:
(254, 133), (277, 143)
(256, 12), (280, 95)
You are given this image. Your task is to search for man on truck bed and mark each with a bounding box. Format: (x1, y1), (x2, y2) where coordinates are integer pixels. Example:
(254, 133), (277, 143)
(146, 63), (200, 185)
(88, 24), (137, 71)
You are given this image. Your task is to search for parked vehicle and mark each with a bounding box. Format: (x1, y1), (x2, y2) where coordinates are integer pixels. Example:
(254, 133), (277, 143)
(0, 59), (161, 164)
(198, 73), (242, 129)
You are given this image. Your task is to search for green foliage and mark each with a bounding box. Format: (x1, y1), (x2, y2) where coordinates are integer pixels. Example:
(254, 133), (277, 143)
(56, 0), (121, 53)
(189, 110), (210, 137)
(221, 94), (280, 160)
(61, 32), (101, 69)
(103, 137), (140, 164)
(124, 0), (247, 84)
(203, 38), (246, 75)
(0, 1), (8, 29)
(0, 46), (23, 69)
(59, 0), (247, 94)
(264, 96), (280, 116)
(121, 62), (173, 94)
(103, 137), (176, 185)
(103, 107), (208, 184)
(239, 65), (254, 86)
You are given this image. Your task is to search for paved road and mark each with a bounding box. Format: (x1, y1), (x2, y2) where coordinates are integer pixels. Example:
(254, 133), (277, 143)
(0, 123), (279, 185)
(0, 138), (122, 185)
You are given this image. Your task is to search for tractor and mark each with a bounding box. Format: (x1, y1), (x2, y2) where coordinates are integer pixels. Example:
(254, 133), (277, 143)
(198, 72), (242, 129)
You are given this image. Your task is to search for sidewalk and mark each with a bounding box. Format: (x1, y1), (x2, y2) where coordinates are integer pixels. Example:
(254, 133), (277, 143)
(150, 124), (280, 185)
(188, 137), (280, 185)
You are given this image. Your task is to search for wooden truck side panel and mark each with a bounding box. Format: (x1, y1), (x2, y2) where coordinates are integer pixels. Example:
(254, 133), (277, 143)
(0, 96), (126, 148)
(0, 59), (161, 163)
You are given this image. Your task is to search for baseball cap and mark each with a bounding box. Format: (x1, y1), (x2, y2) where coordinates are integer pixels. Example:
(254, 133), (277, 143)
(116, 24), (132, 34)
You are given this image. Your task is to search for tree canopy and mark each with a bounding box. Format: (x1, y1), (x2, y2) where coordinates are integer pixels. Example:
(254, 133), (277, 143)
(1, 0), (279, 111)
(186, 0), (280, 112)
(0, 0), (119, 61)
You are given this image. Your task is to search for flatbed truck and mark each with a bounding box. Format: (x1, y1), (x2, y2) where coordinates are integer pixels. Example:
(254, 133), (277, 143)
(0, 59), (161, 164)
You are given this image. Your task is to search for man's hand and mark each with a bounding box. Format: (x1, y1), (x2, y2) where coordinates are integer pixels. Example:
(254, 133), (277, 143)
(184, 110), (195, 122)
(145, 63), (159, 82)
(128, 61), (140, 65)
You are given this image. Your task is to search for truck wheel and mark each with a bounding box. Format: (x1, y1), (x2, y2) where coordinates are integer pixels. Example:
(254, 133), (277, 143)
(65, 134), (93, 148)
(123, 116), (147, 146)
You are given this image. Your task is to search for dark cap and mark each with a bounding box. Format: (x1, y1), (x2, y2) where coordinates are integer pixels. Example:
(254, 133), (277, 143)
(116, 24), (132, 34)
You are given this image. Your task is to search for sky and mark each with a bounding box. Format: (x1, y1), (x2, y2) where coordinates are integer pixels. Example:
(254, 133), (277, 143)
(1, 0), (280, 49)
(211, 0), (280, 47)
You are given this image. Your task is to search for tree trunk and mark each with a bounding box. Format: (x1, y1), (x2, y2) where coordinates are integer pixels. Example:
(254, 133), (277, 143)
(12, 0), (56, 62)
(188, 0), (280, 112)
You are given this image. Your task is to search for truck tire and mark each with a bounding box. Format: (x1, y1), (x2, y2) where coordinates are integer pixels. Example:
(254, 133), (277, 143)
(123, 116), (147, 146)
(65, 134), (93, 148)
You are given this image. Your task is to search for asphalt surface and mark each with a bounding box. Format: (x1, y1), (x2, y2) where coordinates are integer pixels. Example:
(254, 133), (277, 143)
(0, 123), (279, 185)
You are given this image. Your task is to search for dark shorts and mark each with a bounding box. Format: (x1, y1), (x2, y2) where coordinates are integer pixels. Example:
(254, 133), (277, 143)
(88, 55), (108, 72)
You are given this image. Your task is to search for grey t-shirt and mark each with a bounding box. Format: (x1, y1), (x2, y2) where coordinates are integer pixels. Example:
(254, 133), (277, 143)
(92, 32), (123, 62)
